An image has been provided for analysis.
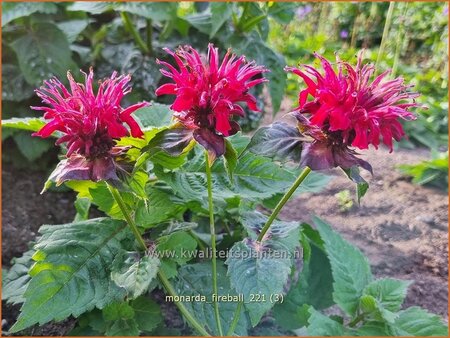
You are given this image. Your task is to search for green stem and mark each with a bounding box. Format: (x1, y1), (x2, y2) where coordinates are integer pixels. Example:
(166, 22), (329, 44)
(257, 167), (312, 242)
(188, 230), (207, 251)
(146, 19), (153, 55)
(237, 2), (249, 31)
(205, 151), (224, 336)
(158, 270), (211, 336)
(226, 301), (243, 336)
(348, 313), (365, 328)
(107, 184), (147, 251)
(392, 2), (408, 77)
(375, 1), (395, 72)
(121, 12), (149, 54)
(107, 183), (210, 336)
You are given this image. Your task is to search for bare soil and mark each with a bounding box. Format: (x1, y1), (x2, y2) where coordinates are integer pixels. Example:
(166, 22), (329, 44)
(1, 142), (448, 335)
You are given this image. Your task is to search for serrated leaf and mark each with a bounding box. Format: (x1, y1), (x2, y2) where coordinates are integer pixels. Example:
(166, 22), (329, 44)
(131, 297), (162, 333)
(245, 122), (304, 163)
(103, 301), (135, 321)
(363, 278), (411, 312)
(133, 103), (174, 129)
(262, 171), (331, 209)
(226, 212), (299, 326)
(176, 262), (249, 335)
(106, 319), (139, 336)
(210, 2), (233, 38)
(355, 321), (392, 336)
(155, 139), (298, 207)
(135, 188), (186, 228)
(391, 307), (448, 336)
(2, 2), (58, 26)
(273, 242), (334, 330)
(102, 302), (139, 336)
(10, 22), (76, 86)
(156, 231), (197, 266)
(13, 132), (52, 161)
(343, 166), (369, 203)
(313, 216), (373, 316)
(10, 218), (130, 332)
(307, 308), (345, 336)
(2, 250), (34, 305)
(1, 117), (46, 132)
(111, 252), (160, 299)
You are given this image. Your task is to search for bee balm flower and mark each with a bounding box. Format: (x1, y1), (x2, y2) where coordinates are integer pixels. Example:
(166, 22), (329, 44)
(33, 69), (149, 184)
(286, 52), (419, 171)
(156, 44), (268, 159)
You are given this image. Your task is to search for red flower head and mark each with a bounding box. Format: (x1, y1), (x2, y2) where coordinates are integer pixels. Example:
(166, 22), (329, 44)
(156, 44), (268, 159)
(286, 52), (419, 172)
(33, 69), (149, 184)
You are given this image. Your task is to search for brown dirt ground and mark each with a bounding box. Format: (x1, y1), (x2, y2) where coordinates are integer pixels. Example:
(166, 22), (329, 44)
(1, 124), (448, 334)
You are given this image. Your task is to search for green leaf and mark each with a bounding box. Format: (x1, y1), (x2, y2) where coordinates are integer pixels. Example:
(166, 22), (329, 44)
(273, 241), (334, 330)
(57, 19), (91, 43)
(343, 166), (369, 203)
(355, 321), (392, 336)
(176, 262), (249, 335)
(2, 64), (34, 101)
(67, 2), (111, 14)
(135, 188), (186, 228)
(111, 252), (160, 299)
(113, 2), (178, 21)
(145, 127), (194, 157)
(307, 308), (345, 336)
(184, 12), (212, 35)
(1, 117), (46, 132)
(74, 197), (91, 222)
(210, 2), (233, 38)
(131, 297), (162, 333)
(103, 301), (135, 321)
(363, 278), (411, 312)
(391, 307), (448, 336)
(13, 132), (52, 161)
(262, 172), (331, 209)
(102, 302), (139, 336)
(157, 231), (197, 266)
(245, 122), (304, 163)
(313, 216), (373, 316)
(224, 139), (238, 180)
(226, 212), (300, 326)
(230, 32), (286, 114)
(133, 103), (174, 129)
(2, 250), (34, 305)
(10, 218), (130, 332)
(155, 140), (299, 206)
(2, 2), (58, 26)
(10, 22), (76, 86)
(267, 2), (296, 24)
